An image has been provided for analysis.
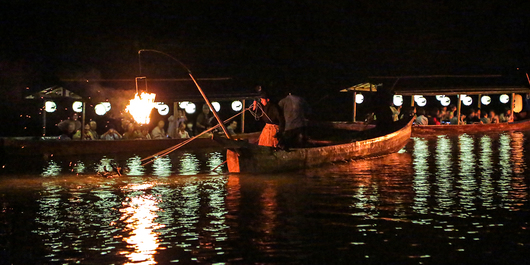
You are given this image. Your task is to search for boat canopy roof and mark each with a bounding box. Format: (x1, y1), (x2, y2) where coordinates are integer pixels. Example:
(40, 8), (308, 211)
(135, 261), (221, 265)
(59, 77), (258, 102)
(366, 74), (530, 96)
(340, 82), (379, 93)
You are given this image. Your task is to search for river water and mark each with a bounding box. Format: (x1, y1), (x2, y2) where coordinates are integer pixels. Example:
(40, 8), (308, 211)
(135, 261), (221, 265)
(1, 132), (529, 264)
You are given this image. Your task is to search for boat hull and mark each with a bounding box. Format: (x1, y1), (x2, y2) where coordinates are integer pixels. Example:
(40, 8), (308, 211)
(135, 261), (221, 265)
(1, 137), (224, 157)
(411, 119), (530, 136)
(226, 119), (413, 173)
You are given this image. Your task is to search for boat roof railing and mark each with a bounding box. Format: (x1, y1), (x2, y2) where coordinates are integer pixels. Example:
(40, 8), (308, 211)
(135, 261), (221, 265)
(364, 74), (530, 96)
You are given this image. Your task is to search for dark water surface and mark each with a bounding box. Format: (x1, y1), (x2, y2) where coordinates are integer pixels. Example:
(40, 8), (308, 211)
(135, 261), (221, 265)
(1, 133), (529, 264)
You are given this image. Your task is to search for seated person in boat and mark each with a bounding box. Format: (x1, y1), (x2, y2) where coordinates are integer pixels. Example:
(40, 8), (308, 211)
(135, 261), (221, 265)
(415, 108), (428, 125)
(195, 104), (214, 135)
(73, 124), (96, 140)
(480, 112), (490, 124)
(123, 123), (141, 139)
(465, 109), (481, 124)
(427, 108), (441, 125)
(226, 120), (238, 136)
(489, 110), (500, 124)
(151, 120), (167, 139)
(500, 108), (514, 123)
(137, 125), (151, 139)
(176, 122), (190, 139)
(439, 106), (449, 122)
(278, 92), (311, 149)
(101, 125), (122, 140)
(254, 91), (285, 147)
(89, 121), (99, 139)
(390, 104), (402, 121)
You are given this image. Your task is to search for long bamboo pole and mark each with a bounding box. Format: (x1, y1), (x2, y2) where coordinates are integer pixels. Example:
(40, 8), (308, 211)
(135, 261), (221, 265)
(138, 49), (232, 139)
(140, 108), (248, 166)
(457, 95), (462, 125)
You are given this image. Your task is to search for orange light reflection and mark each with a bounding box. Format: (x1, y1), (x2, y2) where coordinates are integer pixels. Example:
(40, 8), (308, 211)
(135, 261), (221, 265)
(118, 183), (164, 265)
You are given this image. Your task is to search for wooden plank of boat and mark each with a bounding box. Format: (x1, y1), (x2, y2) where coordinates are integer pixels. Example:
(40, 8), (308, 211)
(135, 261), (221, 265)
(411, 119), (530, 136)
(223, 118), (413, 173)
(0, 137), (224, 157)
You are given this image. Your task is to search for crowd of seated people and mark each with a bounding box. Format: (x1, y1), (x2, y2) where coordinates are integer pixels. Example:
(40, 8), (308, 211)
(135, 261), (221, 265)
(56, 107), (234, 140)
(413, 106), (516, 125)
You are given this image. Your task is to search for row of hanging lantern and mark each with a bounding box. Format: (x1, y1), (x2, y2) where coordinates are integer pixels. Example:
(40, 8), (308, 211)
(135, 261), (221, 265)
(45, 100), (245, 115)
(179, 100), (244, 114)
(44, 100), (168, 116)
(353, 93), (512, 107)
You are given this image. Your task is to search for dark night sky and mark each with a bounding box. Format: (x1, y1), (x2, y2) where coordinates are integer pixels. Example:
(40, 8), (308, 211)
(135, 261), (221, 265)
(1, 1), (530, 134)
(3, 1), (529, 81)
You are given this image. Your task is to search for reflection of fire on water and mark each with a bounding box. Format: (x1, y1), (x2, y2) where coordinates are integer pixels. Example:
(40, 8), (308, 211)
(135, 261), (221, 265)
(126, 92), (157, 124)
(118, 183), (165, 265)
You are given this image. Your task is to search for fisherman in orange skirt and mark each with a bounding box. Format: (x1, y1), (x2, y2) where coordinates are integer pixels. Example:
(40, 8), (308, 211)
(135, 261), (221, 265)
(253, 91), (285, 147)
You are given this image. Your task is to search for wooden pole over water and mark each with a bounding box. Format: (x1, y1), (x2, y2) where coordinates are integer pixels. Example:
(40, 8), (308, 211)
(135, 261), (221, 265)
(138, 49), (232, 139)
(457, 95), (462, 125)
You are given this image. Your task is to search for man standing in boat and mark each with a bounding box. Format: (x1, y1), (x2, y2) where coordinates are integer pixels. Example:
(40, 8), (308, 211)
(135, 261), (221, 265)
(370, 87), (397, 134)
(253, 91), (285, 147)
(278, 91), (311, 149)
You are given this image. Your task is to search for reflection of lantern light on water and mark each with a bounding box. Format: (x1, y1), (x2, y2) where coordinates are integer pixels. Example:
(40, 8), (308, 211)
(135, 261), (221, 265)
(499, 94), (510, 104)
(211, 101), (221, 112)
(393, 95), (403, 106)
(185, 102), (196, 114)
(355, 93), (364, 104)
(481, 95), (491, 105)
(231, 100), (243, 111)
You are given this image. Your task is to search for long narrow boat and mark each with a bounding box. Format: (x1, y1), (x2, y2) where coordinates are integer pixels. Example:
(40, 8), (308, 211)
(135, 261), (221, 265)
(362, 74), (530, 136)
(221, 118), (413, 173)
(412, 119), (530, 135)
(0, 136), (226, 157)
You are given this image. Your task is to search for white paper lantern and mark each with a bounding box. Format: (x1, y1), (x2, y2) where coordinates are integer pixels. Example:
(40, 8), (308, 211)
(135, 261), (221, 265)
(355, 93), (364, 104)
(462, 96), (473, 106)
(94, 103), (107, 115)
(440, 97), (451, 106)
(499, 94), (510, 104)
(45, 101), (57, 113)
(185, 102), (196, 114)
(72, 101), (83, 113)
(156, 103), (170, 115)
(416, 97), (427, 107)
(179, 101), (190, 109)
(101, 102), (111, 111)
(231, 100), (243, 111)
(212, 101), (221, 112)
(393, 95), (403, 107)
(481, 95), (491, 105)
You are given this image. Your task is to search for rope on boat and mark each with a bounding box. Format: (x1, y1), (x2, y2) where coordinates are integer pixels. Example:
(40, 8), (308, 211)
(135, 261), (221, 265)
(140, 108), (250, 166)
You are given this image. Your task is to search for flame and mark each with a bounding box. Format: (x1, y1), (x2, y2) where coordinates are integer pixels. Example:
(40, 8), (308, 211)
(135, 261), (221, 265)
(126, 92), (157, 124)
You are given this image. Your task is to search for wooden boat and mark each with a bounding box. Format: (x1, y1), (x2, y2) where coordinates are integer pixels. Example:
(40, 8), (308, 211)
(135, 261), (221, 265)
(412, 119), (530, 136)
(221, 118), (413, 173)
(0, 136), (228, 157)
(363, 74), (530, 136)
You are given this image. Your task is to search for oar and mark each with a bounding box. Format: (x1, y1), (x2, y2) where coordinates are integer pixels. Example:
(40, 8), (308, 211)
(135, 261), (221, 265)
(140, 108), (249, 166)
